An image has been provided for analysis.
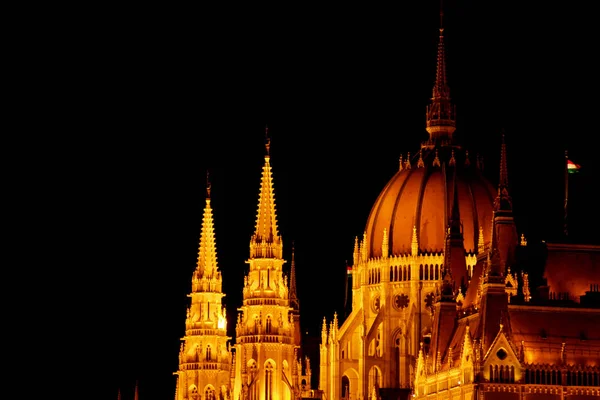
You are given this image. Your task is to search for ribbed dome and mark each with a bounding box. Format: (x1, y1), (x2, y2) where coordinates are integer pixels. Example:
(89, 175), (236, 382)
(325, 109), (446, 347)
(365, 147), (496, 258)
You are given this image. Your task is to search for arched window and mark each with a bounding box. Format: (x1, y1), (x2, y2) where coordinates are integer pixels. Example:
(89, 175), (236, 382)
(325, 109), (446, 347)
(394, 337), (401, 387)
(368, 366), (381, 399)
(205, 387), (216, 400)
(206, 345), (212, 361)
(265, 315), (272, 334)
(254, 315), (260, 334)
(189, 386), (199, 400)
(341, 376), (350, 399)
(248, 361), (258, 400)
(265, 362), (274, 400)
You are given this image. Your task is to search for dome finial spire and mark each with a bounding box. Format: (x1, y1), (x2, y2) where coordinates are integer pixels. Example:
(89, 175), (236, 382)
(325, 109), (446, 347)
(426, 0), (456, 145)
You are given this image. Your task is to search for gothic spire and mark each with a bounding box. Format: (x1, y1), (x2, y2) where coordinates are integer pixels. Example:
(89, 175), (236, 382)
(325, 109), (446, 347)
(289, 242), (299, 311)
(491, 131), (518, 271)
(250, 131), (283, 259)
(494, 131), (512, 212)
(195, 172), (219, 280)
(425, 4), (456, 145)
(445, 170), (468, 293)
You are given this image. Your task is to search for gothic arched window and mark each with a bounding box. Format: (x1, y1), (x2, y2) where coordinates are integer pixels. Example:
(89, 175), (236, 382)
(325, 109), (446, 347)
(265, 362), (274, 400)
(205, 387), (216, 400)
(266, 315), (272, 334)
(206, 345), (212, 361)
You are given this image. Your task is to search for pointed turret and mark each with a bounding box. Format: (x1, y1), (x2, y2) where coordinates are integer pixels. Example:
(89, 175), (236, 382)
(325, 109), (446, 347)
(446, 172), (468, 292)
(477, 226), (509, 353)
(494, 132), (512, 213)
(411, 225), (419, 256)
(250, 130), (283, 259)
(382, 228), (389, 258)
(321, 317), (328, 344)
(425, 8), (456, 146)
(174, 173), (231, 400)
(430, 266), (458, 367)
(492, 132), (519, 271)
(343, 260), (352, 318)
(193, 172), (219, 283)
(233, 131), (304, 400)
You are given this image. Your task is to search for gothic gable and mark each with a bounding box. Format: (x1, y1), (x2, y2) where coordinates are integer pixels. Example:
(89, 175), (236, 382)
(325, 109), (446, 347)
(482, 326), (522, 383)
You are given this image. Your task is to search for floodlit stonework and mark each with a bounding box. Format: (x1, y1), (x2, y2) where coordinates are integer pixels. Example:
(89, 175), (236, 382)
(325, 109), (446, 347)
(173, 11), (600, 400)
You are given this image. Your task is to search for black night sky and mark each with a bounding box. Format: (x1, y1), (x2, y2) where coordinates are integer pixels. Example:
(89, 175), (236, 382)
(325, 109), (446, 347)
(60, 2), (599, 399)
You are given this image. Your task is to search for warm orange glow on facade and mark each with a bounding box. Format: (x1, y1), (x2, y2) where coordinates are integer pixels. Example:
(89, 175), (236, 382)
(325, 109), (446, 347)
(173, 13), (599, 400)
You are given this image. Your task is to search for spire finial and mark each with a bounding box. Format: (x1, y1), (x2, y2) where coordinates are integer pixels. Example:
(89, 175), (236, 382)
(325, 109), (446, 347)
(265, 125), (271, 156)
(426, 0), (456, 144)
(194, 169), (220, 285)
(206, 170), (211, 198)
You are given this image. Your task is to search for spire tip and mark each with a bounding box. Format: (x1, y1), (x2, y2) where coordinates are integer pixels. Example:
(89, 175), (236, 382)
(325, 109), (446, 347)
(206, 170), (211, 198)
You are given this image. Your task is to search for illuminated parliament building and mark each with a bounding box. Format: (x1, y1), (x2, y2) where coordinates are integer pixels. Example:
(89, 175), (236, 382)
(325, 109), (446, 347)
(172, 12), (600, 400)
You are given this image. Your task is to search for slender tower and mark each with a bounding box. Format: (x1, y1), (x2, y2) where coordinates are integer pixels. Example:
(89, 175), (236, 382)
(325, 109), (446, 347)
(174, 173), (232, 400)
(492, 132), (518, 271)
(232, 132), (303, 400)
(289, 243), (302, 348)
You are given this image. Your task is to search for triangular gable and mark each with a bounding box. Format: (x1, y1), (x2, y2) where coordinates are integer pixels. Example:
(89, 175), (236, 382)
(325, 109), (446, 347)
(458, 325), (476, 384)
(481, 325), (523, 382)
(482, 325), (519, 363)
(460, 325), (474, 367)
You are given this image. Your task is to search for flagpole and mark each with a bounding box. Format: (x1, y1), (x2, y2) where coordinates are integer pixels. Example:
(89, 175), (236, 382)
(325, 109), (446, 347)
(564, 150), (568, 237)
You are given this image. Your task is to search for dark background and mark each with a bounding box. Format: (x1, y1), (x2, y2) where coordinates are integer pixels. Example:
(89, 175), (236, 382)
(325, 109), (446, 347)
(46, 1), (598, 399)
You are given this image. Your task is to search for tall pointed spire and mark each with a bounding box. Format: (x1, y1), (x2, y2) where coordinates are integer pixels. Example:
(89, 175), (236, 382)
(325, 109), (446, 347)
(250, 129), (282, 259)
(134, 380), (139, 400)
(174, 171), (231, 400)
(491, 131), (518, 272)
(425, 3), (456, 145)
(195, 171), (218, 280)
(446, 171), (468, 292)
(289, 242), (299, 311)
(494, 131), (512, 212)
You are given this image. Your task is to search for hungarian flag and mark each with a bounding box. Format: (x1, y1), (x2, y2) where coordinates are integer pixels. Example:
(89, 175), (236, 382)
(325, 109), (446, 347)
(567, 159), (581, 174)
(347, 265), (353, 275)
